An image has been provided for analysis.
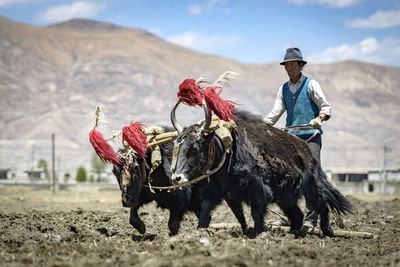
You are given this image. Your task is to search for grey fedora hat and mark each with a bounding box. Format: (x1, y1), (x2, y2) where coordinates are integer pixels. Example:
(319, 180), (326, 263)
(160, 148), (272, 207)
(280, 47), (307, 65)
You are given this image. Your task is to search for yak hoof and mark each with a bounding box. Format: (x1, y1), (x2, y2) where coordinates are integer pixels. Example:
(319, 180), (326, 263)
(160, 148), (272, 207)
(321, 226), (334, 237)
(289, 229), (306, 238)
(243, 227), (258, 239)
(241, 225), (249, 235)
(168, 221), (180, 236)
(254, 226), (264, 236)
(130, 219), (146, 234)
(197, 216), (211, 229)
(197, 224), (209, 229)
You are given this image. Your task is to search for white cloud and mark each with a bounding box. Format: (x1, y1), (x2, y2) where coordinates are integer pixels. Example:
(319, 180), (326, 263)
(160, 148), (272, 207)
(308, 37), (400, 66)
(206, 0), (226, 9)
(166, 30), (244, 53)
(347, 10), (400, 28)
(37, 1), (106, 23)
(188, 5), (203, 15)
(289, 0), (361, 8)
(188, 0), (227, 15)
(0, 0), (34, 6)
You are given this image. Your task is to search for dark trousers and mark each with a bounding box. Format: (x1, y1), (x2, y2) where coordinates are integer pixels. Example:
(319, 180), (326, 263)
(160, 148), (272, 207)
(305, 134), (321, 161)
(300, 134), (322, 225)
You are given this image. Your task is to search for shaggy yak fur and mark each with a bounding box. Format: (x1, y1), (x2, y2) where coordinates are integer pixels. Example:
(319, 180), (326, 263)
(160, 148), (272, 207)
(171, 110), (353, 236)
(112, 127), (247, 235)
(112, 139), (192, 235)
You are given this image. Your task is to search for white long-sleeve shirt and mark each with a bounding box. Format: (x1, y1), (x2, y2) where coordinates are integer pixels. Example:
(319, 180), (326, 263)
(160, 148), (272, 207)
(263, 74), (331, 125)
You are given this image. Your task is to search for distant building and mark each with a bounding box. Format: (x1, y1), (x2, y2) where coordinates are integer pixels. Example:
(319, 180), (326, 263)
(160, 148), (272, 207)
(25, 168), (45, 180)
(0, 169), (11, 179)
(0, 167), (46, 180)
(326, 168), (400, 194)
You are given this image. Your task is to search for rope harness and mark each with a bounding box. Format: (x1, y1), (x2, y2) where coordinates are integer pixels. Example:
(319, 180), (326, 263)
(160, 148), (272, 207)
(151, 117), (234, 191)
(144, 150), (227, 192)
(119, 118), (234, 192)
(152, 133), (227, 191)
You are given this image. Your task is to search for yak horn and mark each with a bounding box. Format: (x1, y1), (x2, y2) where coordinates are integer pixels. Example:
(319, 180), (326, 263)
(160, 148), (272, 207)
(170, 99), (183, 133)
(200, 99), (212, 133)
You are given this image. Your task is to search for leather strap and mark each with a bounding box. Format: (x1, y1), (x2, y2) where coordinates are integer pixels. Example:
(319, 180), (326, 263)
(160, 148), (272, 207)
(203, 141), (216, 174)
(170, 145), (180, 173)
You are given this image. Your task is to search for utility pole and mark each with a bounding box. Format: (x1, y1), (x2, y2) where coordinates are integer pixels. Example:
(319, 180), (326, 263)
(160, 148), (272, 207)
(30, 144), (35, 190)
(52, 133), (56, 194)
(382, 145), (388, 197)
(57, 156), (61, 189)
(31, 145), (35, 172)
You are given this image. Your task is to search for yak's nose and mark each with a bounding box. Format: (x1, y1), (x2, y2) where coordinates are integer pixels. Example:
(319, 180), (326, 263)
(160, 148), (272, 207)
(122, 194), (131, 205)
(171, 173), (188, 185)
(122, 189), (133, 206)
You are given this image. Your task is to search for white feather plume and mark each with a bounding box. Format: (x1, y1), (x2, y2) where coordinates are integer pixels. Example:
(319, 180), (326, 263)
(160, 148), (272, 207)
(196, 74), (207, 85)
(93, 103), (106, 130)
(212, 71), (240, 87)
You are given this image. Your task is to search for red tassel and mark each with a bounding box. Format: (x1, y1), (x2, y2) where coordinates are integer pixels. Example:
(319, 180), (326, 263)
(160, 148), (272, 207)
(203, 86), (236, 121)
(177, 79), (204, 106)
(122, 122), (148, 158)
(89, 129), (120, 166)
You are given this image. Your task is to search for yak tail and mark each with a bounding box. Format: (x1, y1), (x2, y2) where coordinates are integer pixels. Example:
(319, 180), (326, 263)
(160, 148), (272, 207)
(320, 172), (353, 215)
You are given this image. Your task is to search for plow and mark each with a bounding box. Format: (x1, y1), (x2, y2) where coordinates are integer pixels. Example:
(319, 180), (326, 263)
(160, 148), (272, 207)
(209, 223), (376, 239)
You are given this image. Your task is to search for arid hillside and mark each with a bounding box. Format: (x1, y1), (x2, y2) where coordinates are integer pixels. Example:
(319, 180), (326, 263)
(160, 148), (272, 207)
(0, 16), (399, 170)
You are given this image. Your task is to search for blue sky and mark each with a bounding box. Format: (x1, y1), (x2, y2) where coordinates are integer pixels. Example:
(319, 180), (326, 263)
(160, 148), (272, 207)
(1, 0), (400, 66)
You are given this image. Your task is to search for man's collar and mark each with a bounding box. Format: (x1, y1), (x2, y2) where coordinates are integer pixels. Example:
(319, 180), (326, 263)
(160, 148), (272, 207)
(288, 74), (305, 86)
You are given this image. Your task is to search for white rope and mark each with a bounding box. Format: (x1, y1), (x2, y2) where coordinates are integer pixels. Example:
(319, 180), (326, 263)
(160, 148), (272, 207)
(143, 152), (227, 191)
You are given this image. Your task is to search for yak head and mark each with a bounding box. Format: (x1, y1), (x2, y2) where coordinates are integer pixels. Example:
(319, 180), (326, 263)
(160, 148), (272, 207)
(112, 148), (148, 207)
(170, 125), (216, 185)
(169, 78), (236, 185)
(170, 98), (218, 185)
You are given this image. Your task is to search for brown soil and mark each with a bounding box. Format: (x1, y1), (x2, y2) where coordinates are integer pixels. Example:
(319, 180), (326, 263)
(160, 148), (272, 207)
(0, 186), (399, 266)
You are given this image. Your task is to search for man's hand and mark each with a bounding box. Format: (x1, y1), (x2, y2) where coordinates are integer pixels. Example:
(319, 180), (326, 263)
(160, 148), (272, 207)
(309, 117), (322, 129)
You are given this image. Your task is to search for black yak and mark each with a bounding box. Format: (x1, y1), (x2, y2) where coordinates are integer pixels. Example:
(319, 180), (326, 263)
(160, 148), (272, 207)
(170, 105), (353, 236)
(112, 140), (192, 235)
(110, 124), (248, 235)
(89, 117), (193, 235)
(89, 109), (248, 235)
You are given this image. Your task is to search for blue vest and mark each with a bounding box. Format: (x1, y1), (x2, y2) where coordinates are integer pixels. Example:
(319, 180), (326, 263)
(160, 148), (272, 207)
(283, 77), (322, 139)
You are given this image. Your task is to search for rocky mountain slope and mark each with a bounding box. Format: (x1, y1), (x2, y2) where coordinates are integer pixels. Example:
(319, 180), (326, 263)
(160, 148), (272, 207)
(0, 16), (399, 171)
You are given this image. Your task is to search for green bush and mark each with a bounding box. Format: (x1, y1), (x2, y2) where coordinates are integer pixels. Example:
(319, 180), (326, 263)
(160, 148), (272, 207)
(76, 167), (87, 182)
(99, 177), (109, 183)
(91, 152), (106, 182)
(89, 175), (95, 183)
(37, 158), (50, 180)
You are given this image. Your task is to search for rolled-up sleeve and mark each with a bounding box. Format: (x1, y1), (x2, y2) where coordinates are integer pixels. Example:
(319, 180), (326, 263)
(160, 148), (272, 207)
(308, 80), (331, 119)
(263, 85), (286, 125)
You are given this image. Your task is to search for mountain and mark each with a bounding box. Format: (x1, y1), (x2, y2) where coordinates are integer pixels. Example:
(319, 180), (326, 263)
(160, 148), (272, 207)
(48, 18), (123, 31)
(0, 16), (399, 172)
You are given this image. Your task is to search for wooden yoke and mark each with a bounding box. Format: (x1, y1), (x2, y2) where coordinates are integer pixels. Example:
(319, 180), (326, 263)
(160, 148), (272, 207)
(147, 131), (178, 148)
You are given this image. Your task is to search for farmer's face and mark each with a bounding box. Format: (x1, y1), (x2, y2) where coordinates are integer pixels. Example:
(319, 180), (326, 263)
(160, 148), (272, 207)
(284, 61), (301, 82)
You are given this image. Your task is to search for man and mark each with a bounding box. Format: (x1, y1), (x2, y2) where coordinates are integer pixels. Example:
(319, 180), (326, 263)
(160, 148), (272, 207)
(264, 47), (331, 229)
